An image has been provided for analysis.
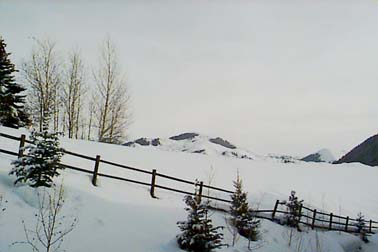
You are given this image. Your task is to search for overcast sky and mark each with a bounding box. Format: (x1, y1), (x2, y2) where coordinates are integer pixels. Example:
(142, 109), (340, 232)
(1, 0), (378, 157)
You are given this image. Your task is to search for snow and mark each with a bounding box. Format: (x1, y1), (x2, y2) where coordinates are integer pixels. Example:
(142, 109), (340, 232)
(317, 148), (336, 163)
(1, 126), (378, 252)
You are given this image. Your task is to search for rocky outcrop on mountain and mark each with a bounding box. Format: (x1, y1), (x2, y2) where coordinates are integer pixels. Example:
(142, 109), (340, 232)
(209, 137), (236, 149)
(169, 133), (199, 141)
(301, 153), (323, 162)
(268, 154), (297, 163)
(124, 138), (161, 147)
(334, 134), (378, 167)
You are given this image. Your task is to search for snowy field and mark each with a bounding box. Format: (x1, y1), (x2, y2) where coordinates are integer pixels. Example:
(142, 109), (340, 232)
(1, 125), (378, 252)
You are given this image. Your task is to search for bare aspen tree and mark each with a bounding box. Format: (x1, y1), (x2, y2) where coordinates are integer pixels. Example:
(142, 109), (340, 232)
(93, 38), (131, 144)
(62, 50), (86, 138)
(22, 39), (61, 132)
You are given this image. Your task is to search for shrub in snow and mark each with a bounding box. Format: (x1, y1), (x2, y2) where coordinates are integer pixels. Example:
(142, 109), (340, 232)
(283, 190), (303, 229)
(0, 37), (30, 128)
(177, 193), (226, 252)
(230, 174), (260, 242)
(356, 212), (369, 243)
(13, 184), (77, 252)
(10, 129), (64, 187)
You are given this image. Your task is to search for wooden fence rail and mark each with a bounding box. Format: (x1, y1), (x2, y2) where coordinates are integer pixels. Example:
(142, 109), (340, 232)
(0, 132), (377, 234)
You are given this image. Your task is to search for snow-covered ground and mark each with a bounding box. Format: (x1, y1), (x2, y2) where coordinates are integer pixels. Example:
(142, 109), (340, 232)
(1, 126), (378, 252)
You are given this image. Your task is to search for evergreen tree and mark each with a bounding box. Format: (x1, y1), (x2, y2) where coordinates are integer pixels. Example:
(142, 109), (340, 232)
(284, 190), (303, 229)
(356, 212), (369, 242)
(230, 174), (260, 241)
(177, 192), (226, 252)
(10, 117), (64, 187)
(0, 37), (30, 128)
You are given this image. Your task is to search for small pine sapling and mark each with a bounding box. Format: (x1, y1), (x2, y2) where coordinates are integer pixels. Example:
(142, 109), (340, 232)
(230, 174), (260, 244)
(10, 126), (65, 187)
(356, 212), (369, 243)
(177, 190), (227, 252)
(284, 191), (303, 230)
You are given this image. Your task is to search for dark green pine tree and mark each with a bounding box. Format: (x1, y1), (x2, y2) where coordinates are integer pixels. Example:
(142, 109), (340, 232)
(10, 115), (65, 187)
(284, 190), (303, 229)
(356, 212), (369, 242)
(177, 193), (226, 252)
(0, 37), (30, 128)
(230, 174), (260, 241)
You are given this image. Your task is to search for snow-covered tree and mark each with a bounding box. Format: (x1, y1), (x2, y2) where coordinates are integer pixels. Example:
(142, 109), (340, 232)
(177, 193), (226, 252)
(356, 212), (369, 243)
(0, 37), (30, 128)
(230, 174), (260, 242)
(10, 119), (64, 187)
(284, 190), (303, 229)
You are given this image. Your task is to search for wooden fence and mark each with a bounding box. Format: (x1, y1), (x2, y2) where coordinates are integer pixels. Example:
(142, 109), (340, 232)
(0, 132), (233, 203)
(0, 132), (377, 234)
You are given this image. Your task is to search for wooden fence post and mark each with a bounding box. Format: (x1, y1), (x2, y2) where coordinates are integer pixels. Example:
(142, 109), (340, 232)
(369, 220), (372, 233)
(312, 209), (317, 229)
(92, 155), (101, 186)
(329, 213), (333, 230)
(150, 169), (157, 198)
(345, 216), (349, 232)
(197, 181), (203, 202)
(18, 134), (26, 158)
(272, 200), (279, 220)
(298, 204), (303, 222)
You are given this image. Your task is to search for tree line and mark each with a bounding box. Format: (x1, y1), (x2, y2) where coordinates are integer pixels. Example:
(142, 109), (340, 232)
(0, 36), (131, 144)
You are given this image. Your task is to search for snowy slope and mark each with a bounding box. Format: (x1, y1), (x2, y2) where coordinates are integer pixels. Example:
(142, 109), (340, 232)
(1, 126), (378, 252)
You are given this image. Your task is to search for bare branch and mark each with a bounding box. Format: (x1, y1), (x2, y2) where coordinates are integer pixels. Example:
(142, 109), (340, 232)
(14, 185), (77, 252)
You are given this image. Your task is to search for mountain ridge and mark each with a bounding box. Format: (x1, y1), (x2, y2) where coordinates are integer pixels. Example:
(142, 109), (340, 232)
(335, 134), (378, 167)
(123, 132), (255, 160)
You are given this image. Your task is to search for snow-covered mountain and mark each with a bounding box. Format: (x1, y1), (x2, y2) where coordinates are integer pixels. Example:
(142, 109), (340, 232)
(301, 148), (336, 163)
(124, 133), (339, 165)
(124, 132), (256, 160)
(335, 134), (378, 167)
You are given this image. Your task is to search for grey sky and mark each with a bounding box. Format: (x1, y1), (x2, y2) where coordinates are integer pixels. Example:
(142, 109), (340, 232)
(1, 0), (378, 157)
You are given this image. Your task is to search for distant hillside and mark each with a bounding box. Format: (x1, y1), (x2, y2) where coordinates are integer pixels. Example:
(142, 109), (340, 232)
(335, 134), (378, 167)
(123, 132), (256, 160)
(301, 149), (335, 163)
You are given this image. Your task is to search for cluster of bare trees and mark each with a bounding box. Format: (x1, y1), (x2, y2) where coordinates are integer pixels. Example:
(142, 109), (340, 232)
(22, 38), (130, 144)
